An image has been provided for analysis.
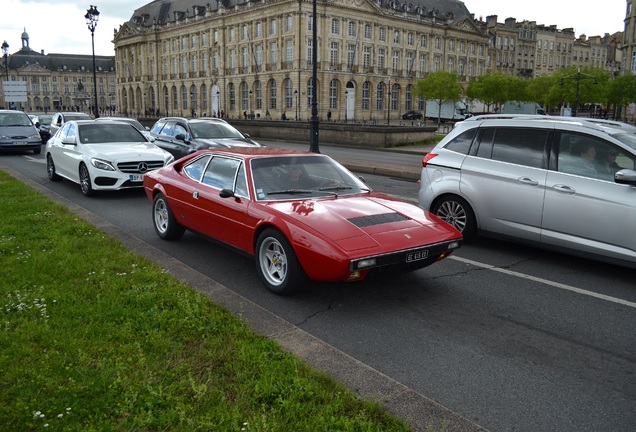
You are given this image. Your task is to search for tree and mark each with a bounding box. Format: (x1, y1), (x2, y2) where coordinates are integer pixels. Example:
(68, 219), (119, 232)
(415, 71), (463, 124)
(607, 74), (636, 120)
(553, 66), (610, 114)
(466, 73), (530, 112)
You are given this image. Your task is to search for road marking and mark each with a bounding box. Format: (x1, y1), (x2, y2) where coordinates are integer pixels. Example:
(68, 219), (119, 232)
(450, 255), (636, 309)
(25, 156), (46, 164)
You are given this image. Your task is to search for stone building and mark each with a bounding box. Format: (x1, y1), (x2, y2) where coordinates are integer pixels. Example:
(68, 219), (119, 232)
(0, 29), (116, 113)
(112, 0), (489, 122)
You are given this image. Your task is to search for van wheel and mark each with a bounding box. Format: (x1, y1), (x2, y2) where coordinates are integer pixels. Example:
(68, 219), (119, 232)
(432, 196), (476, 240)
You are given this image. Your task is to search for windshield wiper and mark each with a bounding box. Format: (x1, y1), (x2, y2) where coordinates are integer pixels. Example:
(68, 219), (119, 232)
(318, 185), (354, 192)
(267, 189), (315, 195)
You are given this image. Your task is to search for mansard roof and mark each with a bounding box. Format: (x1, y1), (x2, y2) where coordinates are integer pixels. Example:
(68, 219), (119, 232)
(124, 0), (473, 28)
(8, 49), (115, 73)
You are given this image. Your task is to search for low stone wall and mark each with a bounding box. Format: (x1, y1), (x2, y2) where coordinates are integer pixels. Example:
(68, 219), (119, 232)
(227, 119), (437, 148)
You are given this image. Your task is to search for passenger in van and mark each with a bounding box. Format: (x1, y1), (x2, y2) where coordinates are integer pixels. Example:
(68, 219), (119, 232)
(595, 148), (621, 181)
(568, 141), (597, 178)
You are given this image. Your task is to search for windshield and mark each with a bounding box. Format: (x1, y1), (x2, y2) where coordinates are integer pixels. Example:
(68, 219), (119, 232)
(39, 116), (53, 126)
(250, 155), (370, 201)
(0, 112), (34, 127)
(66, 114), (92, 121)
(608, 130), (636, 152)
(190, 122), (245, 139)
(77, 123), (146, 144)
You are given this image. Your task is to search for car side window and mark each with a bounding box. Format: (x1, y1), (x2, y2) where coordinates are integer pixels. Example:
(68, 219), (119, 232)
(489, 127), (547, 168)
(171, 123), (187, 139)
(201, 156), (241, 190)
(444, 128), (476, 154)
(183, 155), (212, 181)
(557, 132), (635, 181)
(235, 162), (248, 197)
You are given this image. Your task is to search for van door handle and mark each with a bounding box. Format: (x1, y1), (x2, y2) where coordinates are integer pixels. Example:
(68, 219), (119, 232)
(553, 184), (576, 194)
(518, 177), (539, 186)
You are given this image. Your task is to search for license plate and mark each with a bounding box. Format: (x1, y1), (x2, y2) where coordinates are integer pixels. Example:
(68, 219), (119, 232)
(406, 249), (428, 262)
(15, 141), (26, 145)
(129, 174), (144, 182)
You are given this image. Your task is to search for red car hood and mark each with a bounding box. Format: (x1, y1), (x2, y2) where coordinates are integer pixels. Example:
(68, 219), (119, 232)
(265, 195), (460, 252)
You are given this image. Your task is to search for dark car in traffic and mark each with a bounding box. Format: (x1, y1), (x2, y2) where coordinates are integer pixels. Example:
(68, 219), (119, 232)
(402, 110), (424, 120)
(149, 117), (261, 159)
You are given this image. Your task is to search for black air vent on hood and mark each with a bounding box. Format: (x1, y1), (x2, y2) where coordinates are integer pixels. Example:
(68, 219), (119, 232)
(348, 212), (409, 228)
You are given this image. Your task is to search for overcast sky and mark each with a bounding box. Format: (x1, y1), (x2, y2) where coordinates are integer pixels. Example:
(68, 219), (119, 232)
(0, 0), (627, 57)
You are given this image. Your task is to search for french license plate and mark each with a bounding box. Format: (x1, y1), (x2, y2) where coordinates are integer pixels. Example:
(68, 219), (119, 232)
(406, 249), (428, 262)
(129, 174), (144, 182)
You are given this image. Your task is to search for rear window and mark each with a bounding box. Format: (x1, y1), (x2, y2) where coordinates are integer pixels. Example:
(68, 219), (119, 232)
(475, 127), (548, 168)
(443, 128), (476, 154)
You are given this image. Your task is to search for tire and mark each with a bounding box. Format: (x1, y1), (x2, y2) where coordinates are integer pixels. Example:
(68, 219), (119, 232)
(152, 193), (185, 240)
(255, 228), (307, 295)
(79, 163), (94, 197)
(431, 195), (477, 240)
(46, 154), (60, 181)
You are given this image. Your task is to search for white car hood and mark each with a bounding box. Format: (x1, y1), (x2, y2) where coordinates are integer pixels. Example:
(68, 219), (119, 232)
(83, 142), (169, 160)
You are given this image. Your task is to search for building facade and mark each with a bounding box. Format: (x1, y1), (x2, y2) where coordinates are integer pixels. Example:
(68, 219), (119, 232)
(0, 30), (116, 113)
(113, 0), (489, 122)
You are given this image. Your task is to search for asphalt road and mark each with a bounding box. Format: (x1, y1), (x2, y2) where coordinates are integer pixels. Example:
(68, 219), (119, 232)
(1, 143), (635, 432)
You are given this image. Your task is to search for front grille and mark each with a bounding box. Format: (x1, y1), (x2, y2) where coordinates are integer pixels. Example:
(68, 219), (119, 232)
(348, 212), (409, 228)
(117, 160), (165, 174)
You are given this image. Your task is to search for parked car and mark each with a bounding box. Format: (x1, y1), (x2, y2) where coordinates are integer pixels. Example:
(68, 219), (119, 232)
(0, 110), (42, 154)
(31, 114), (54, 143)
(45, 120), (173, 197)
(49, 112), (92, 137)
(418, 117), (636, 268)
(96, 116), (152, 139)
(144, 148), (462, 294)
(402, 110), (424, 120)
(149, 117), (261, 160)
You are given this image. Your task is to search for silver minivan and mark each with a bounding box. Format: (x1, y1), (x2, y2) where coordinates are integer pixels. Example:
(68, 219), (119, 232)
(418, 117), (636, 268)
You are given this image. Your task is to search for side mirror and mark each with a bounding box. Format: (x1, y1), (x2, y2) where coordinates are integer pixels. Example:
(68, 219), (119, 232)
(615, 169), (636, 186)
(219, 188), (235, 198)
(61, 136), (76, 146)
(35, 122), (41, 127)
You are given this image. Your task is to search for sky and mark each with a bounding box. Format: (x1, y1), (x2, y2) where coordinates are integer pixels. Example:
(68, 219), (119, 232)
(0, 0), (628, 57)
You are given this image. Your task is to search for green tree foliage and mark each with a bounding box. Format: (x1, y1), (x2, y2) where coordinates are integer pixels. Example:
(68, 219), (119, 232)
(606, 74), (636, 118)
(552, 66), (611, 111)
(415, 71), (463, 124)
(466, 73), (530, 111)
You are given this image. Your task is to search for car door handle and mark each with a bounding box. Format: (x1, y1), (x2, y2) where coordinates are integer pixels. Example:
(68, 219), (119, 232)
(193, 191), (199, 199)
(518, 177), (539, 186)
(552, 184), (576, 194)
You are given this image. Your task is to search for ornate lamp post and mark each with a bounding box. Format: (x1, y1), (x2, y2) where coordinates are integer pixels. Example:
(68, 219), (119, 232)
(85, 5), (100, 118)
(560, 67), (598, 117)
(344, 90), (348, 123)
(309, 0), (319, 152)
(386, 79), (391, 125)
(1, 40), (8, 80)
(249, 89), (253, 117)
(294, 89), (298, 120)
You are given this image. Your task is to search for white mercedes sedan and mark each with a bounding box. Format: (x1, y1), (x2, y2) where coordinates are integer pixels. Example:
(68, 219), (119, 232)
(45, 120), (174, 197)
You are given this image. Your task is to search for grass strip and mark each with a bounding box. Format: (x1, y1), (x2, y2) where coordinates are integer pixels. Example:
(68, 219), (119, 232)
(0, 169), (410, 431)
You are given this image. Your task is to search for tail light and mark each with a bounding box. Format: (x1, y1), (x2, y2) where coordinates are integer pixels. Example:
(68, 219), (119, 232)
(422, 153), (438, 167)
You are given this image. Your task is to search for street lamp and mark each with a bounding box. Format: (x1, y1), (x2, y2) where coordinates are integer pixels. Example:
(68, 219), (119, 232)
(344, 90), (348, 123)
(85, 5), (100, 118)
(249, 89), (253, 118)
(386, 79), (391, 125)
(1, 40), (8, 80)
(309, 0), (320, 152)
(560, 67), (598, 117)
(294, 89), (298, 120)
